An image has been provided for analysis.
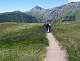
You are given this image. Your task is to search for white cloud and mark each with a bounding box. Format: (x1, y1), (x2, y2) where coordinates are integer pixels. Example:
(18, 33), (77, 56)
(68, 0), (80, 2)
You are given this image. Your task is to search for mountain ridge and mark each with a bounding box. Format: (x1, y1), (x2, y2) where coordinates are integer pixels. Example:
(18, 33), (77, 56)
(0, 2), (80, 23)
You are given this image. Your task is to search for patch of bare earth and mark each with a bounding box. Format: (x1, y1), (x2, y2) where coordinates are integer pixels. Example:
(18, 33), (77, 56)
(45, 33), (68, 61)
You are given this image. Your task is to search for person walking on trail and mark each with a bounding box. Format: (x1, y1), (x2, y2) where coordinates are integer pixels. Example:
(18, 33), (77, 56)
(45, 23), (51, 33)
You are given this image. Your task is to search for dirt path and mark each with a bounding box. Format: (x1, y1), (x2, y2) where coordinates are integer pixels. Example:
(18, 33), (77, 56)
(45, 33), (68, 61)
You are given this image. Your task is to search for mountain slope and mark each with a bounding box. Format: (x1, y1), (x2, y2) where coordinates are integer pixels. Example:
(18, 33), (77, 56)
(26, 2), (80, 23)
(0, 2), (80, 23)
(45, 2), (80, 22)
(26, 6), (45, 22)
(0, 11), (38, 23)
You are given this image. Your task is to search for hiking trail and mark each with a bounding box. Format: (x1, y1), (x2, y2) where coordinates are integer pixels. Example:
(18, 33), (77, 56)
(45, 33), (68, 61)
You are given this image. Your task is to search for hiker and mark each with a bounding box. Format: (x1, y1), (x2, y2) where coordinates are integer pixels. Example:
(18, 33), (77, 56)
(44, 23), (51, 32)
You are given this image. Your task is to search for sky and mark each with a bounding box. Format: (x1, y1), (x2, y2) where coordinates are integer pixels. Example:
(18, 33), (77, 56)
(0, 0), (80, 13)
(68, 0), (80, 2)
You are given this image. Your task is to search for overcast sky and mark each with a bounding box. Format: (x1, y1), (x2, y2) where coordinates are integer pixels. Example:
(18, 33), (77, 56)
(0, 0), (80, 13)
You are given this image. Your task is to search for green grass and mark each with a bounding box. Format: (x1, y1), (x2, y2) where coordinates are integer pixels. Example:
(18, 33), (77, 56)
(53, 22), (80, 61)
(0, 23), (48, 61)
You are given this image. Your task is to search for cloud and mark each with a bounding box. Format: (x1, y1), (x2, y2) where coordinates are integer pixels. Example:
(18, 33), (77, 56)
(68, 0), (80, 2)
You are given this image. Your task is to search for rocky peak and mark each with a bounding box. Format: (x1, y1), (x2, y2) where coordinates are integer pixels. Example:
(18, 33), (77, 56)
(31, 6), (45, 11)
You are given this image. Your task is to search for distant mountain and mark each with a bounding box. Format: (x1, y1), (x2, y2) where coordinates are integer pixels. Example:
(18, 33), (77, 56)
(0, 11), (38, 23)
(44, 2), (80, 22)
(31, 6), (45, 11)
(26, 2), (80, 23)
(26, 6), (45, 22)
(0, 2), (80, 23)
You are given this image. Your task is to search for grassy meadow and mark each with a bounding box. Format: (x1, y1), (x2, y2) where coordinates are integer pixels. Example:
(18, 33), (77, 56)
(53, 22), (80, 61)
(0, 22), (48, 61)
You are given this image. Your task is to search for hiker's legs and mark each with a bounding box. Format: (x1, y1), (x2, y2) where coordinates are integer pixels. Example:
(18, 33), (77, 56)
(47, 27), (51, 32)
(45, 25), (51, 32)
(47, 27), (49, 32)
(47, 26), (51, 32)
(49, 26), (51, 32)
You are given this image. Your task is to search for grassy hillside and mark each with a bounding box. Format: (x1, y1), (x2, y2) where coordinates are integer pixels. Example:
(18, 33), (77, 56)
(53, 22), (80, 61)
(0, 11), (38, 23)
(0, 23), (48, 61)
